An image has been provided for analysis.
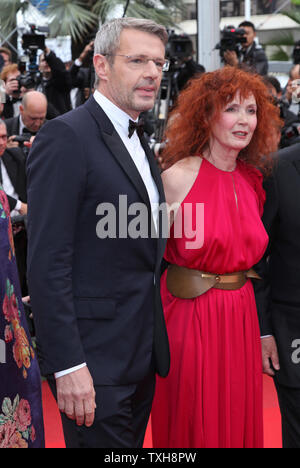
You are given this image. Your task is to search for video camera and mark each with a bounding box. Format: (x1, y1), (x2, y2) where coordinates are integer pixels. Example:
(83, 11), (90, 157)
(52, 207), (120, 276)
(12, 135), (31, 145)
(216, 26), (247, 60)
(151, 31), (197, 143)
(18, 24), (49, 92)
(166, 31), (194, 70)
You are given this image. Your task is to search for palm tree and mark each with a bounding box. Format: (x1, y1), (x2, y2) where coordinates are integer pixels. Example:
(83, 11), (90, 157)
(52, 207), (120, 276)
(262, 7), (300, 61)
(0, 0), (183, 45)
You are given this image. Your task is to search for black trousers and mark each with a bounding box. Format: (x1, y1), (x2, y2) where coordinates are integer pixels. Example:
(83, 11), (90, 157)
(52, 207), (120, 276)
(275, 378), (300, 448)
(48, 369), (155, 448)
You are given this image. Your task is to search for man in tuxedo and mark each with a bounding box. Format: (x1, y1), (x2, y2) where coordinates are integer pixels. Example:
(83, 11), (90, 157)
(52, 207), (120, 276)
(0, 120), (27, 215)
(27, 17), (170, 448)
(254, 142), (300, 448)
(0, 120), (28, 294)
(6, 91), (47, 155)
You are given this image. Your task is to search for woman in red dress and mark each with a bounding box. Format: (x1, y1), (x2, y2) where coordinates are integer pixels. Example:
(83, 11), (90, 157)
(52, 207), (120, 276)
(151, 67), (282, 448)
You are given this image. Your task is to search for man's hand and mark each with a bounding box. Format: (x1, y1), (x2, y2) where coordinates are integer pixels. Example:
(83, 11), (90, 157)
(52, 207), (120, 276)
(19, 202), (28, 216)
(7, 135), (19, 149)
(223, 50), (239, 67)
(56, 366), (96, 427)
(24, 136), (35, 149)
(261, 336), (280, 377)
(5, 78), (19, 96)
(79, 41), (94, 63)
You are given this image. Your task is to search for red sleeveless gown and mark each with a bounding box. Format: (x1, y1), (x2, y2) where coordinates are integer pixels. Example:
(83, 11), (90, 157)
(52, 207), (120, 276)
(151, 158), (268, 448)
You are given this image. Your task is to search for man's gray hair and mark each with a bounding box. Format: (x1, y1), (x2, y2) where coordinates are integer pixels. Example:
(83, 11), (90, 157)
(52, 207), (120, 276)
(93, 17), (168, 86)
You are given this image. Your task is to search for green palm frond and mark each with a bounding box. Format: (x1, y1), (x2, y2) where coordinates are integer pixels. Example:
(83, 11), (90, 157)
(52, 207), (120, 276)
(0, 0), (29, 36)
(0, 0), (183, 45)
(270, 47), (290, 61)
(264, 32), (295, 47)
(46, 0), (98, 42)
(282, 9), (300, 25)
(92, 0), (183, 26)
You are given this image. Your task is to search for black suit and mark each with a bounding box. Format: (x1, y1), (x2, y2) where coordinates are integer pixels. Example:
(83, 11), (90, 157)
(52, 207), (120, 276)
(26, 96), (170, 447)
(69, 63), (91, 108)
(37, 51), (72, 116)
(254, 143), (300, 447)
(1, 147), (27, 210)
(1, 147), (27, 295)
(5, 116), (20, 137)
(241, 43), (268, 76)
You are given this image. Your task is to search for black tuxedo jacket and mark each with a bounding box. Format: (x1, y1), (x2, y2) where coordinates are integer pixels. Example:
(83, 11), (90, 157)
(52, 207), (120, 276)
(254, 143), (300, 386)
(242, 43), (268, 76)
(26, 96), (170, 384)
(36, 51), (71, 116)
(5, 116), (20, 137)
(1, 147), (27, 211)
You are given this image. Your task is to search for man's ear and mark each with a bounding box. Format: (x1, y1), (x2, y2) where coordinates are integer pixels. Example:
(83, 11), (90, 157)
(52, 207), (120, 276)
(93, 54), (110, 82)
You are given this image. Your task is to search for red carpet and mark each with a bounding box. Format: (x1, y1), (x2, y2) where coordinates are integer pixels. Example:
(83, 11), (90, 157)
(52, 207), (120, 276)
(42, 375), (282, 449)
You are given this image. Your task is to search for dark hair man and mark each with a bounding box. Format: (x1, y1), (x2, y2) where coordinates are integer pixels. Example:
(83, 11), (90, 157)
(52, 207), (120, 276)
(224, 20), (268, 75)
(27, 17), (170, 449)
(37, 46), (71, 116)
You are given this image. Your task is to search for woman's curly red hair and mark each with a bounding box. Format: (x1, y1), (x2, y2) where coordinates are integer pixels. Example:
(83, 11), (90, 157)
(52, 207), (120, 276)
(161, 66), (282, 174)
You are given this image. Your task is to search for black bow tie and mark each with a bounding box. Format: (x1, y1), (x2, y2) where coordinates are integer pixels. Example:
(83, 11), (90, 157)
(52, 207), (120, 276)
(23, 128), (36, 136)
(128, 119), (144, 139)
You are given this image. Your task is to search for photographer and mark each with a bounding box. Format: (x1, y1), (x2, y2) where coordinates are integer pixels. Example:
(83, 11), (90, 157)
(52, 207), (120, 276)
(37, 46), (71, 116)
(0, 64), (24, 119)
(223, 21), (268, 75)
(283, 64), (300, 116)
(69, 40), (94, 109)
(0, 119), (28, 295)
(5, 90), (47, 155)
(264, 75), (298, 127)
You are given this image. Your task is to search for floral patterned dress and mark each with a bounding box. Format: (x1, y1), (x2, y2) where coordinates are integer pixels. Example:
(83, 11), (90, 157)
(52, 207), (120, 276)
(0, 187), (45, 448)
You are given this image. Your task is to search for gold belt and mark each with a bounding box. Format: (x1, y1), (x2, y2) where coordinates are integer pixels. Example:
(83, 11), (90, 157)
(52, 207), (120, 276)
(166, 264), (261, 299)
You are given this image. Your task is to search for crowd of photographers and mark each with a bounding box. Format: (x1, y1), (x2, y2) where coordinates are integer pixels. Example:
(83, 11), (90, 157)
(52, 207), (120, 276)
(0, 40), (96, 298)
(220, 20), (300, 148)
(1, 24), (300, 299)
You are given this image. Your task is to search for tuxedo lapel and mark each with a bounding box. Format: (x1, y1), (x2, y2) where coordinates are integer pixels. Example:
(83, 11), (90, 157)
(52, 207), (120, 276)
(85, 97), (152, 209)
(2, 151), (18, 190)
(140, 135), (167, 262)
(293, 159), (300, 178)
(140, 135), (165, 204)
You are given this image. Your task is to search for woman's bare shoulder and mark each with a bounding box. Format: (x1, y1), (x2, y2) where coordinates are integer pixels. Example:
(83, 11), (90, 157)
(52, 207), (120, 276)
(161, 156), (203, 205)
(162, 156), (202, 183)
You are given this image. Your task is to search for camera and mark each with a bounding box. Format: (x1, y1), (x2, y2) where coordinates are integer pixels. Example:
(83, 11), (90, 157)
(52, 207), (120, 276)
(12, 135), (31, 145)
(166, 31), (194, 71)
(18, 24), (49, 92)
(151, 31), (204, 143)
(216, 26), (247, 60)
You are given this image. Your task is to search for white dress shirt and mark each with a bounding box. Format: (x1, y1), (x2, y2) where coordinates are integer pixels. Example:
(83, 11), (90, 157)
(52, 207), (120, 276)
(55, 90), (160, 379)
(0, 159), (22, 217)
